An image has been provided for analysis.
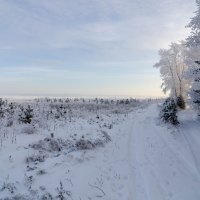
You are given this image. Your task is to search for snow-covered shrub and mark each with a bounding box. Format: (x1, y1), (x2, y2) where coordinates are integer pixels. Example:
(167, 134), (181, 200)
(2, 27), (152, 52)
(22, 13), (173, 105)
(75, 137), (107, 150)
(6, 119), (14, 127)
(101, 131), (111, 143)
(5, 102), (16, 127)
(56, 181), (71, 200)
(93, 139), (105, 147)
(0, 182), (16, 194)
(29, 137), (73, 153)
(24, 175), (34, 190)
(75, 139), (95, 150)
(18, 105), (33, 124)
(26, 153), (46, 164)
(37, 169), (47, 175)
(176, 95), (186, 110)
(22, 124), (36, 134)
(160, 98), (179, 125)
(40, 192), (53, 200)
(0, 98), (6, 118)
(30, 135), (109, 154)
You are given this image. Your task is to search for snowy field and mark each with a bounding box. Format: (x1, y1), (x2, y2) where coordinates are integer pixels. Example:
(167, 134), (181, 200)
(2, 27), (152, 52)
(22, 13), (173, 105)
(0, 98), (200, 200)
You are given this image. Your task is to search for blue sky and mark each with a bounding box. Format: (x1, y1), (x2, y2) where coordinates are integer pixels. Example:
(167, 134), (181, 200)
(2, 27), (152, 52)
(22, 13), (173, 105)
(0, 0), (196, 97)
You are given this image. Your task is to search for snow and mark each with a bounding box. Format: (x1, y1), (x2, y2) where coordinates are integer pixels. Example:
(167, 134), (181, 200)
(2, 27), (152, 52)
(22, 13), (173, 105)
(129, 104), (200, 200)
(0, 99), (200, 199)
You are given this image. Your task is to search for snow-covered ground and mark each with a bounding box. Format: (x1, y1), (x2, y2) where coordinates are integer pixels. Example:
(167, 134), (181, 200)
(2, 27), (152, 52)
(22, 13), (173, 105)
(0, 98), (200, 200)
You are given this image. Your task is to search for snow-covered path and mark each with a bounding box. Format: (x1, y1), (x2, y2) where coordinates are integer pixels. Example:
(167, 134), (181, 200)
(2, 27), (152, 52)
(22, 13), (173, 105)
(126, 104), (200, 200)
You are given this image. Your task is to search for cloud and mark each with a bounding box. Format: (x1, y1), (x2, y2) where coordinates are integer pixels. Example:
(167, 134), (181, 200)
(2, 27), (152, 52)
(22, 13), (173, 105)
(0, 0), (197, 96)
(0, 0), (196, 50)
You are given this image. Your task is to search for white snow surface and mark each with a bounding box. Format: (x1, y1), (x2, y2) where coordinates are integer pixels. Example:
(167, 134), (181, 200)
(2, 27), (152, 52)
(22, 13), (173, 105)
(0, 99), (200, 200)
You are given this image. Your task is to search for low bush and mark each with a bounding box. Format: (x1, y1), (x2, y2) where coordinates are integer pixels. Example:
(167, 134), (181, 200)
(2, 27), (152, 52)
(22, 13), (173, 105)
(29, 137), (73, 153)
(160, 98), (179, 125)
(22, 125), (36, 134)
(26, 153), (46, 164)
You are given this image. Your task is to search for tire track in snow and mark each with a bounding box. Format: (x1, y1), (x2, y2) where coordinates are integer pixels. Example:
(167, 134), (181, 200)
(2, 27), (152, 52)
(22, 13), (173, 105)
(179, 121), (200, 174)
(127, 116), (149, 200)
(127, 105), (169, 200)
(130, 113), (168, 200)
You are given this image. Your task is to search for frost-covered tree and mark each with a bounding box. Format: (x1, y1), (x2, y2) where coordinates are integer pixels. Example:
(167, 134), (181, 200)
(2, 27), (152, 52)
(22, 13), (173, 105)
(154, 42), (189, 105)
(185, 48), (200, 114)
(186, 0), (200, 115)
(186, 0), (200, 47)
(188, 61), (200, 115)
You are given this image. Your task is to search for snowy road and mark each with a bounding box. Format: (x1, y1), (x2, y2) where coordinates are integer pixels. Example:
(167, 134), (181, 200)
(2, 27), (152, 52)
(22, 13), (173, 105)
(125, 104), (200, 200)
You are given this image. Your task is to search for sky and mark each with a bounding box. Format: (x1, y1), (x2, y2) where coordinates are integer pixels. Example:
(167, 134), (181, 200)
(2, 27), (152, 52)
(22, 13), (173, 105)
(0, 0), (196, 98)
